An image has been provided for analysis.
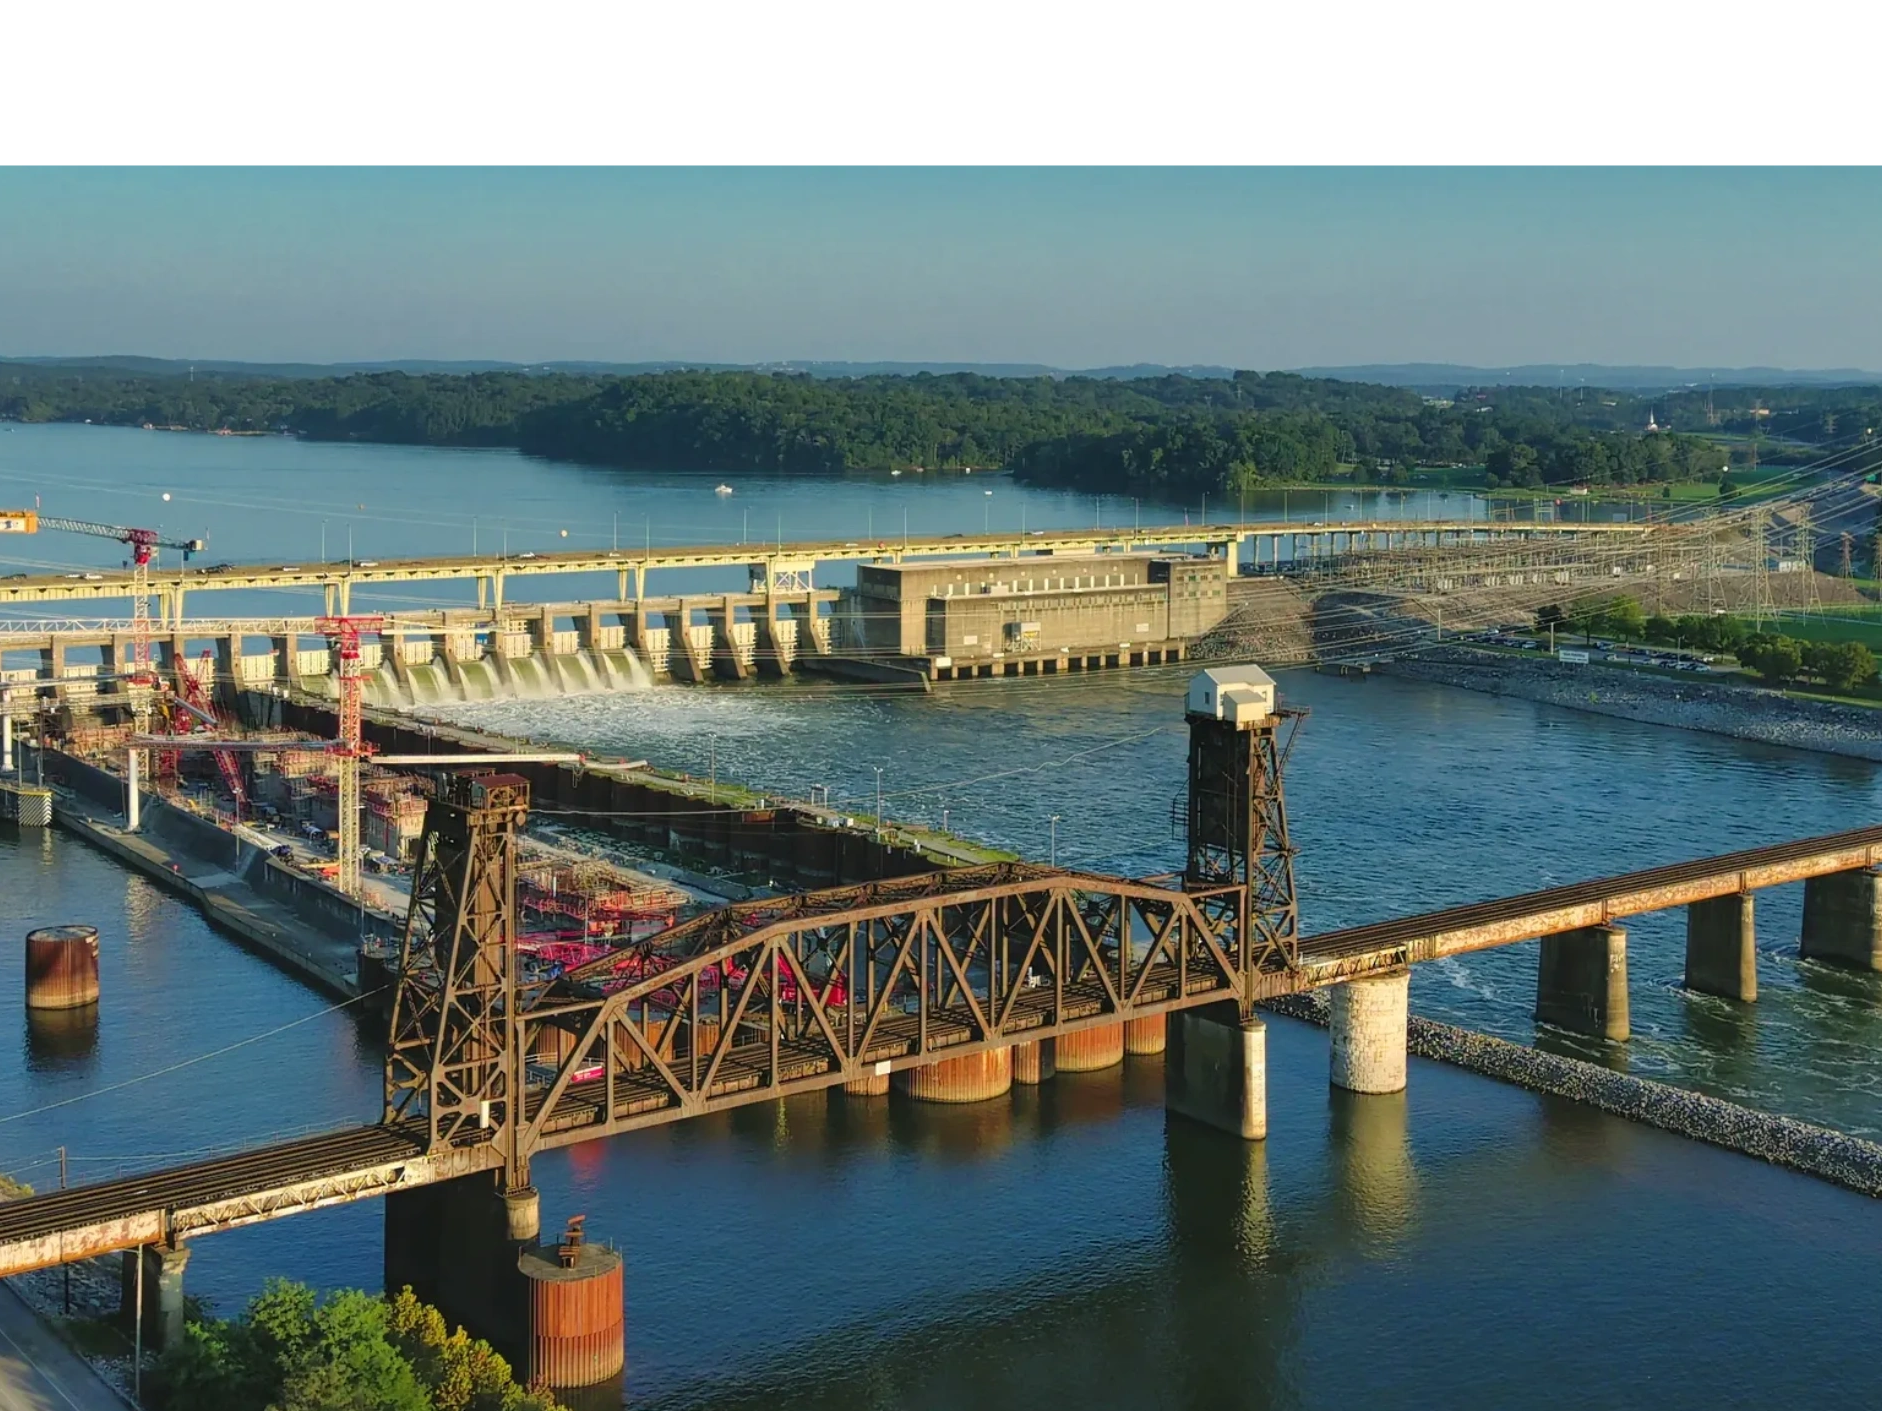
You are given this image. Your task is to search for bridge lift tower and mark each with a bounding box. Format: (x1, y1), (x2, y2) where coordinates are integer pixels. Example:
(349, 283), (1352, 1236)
(1183, 663), (1303, 992)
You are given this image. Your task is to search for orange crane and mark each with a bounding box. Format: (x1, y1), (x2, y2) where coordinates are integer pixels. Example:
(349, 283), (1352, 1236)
(0, 510), (205, 692)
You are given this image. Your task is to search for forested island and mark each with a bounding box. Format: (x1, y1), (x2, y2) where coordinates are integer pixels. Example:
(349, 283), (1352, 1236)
(5, 361), (1878, 499)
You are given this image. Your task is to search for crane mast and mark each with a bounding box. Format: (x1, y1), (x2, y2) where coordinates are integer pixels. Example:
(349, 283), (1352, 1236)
(315, 615), (385, 898)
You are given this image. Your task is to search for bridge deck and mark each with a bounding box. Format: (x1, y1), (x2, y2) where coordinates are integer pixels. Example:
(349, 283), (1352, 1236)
(0, 518), (1651, 609)
(1282, 821), (1882, 991)
(5, 819), (1875, 1277)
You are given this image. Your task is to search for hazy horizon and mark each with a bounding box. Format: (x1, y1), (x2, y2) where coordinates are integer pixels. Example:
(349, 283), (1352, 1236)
(4, 169), (1880, 370)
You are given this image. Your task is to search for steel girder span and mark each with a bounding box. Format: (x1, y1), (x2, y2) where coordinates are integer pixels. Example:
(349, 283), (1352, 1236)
(408, 863), (1279, 1166)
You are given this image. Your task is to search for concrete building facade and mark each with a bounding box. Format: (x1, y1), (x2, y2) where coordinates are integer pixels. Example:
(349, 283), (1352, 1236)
(839, 553), (1230, 680)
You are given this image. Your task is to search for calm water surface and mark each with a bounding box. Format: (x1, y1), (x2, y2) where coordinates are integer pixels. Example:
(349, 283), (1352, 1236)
(0, 427), (1876, 1408)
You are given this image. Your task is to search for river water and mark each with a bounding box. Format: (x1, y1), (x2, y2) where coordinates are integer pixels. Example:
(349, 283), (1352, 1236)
(0, 426), (1878, 1409)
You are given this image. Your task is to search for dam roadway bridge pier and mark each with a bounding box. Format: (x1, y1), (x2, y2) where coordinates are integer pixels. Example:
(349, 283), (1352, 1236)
(4, 664), (1881, 1394)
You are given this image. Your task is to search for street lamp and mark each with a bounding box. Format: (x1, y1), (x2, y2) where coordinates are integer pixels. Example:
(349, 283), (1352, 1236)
(1049, 814), (1062, 867)
(873, 766), (885, 837)
(984, 490), (993, 533)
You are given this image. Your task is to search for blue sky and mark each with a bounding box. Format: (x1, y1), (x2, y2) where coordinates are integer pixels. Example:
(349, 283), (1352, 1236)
(0, 168), (1876, 369)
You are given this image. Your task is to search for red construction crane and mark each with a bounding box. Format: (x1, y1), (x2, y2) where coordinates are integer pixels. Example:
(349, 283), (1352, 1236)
(165, 649), (248, 816)
(0, 511), (205, 691)
(315, 615), (385, 897)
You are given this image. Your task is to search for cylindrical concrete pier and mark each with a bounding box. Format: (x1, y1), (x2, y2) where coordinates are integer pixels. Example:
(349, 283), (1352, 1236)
(892, 1049), (1012, 1103)
(503, 1186), (541, 1244)
(1055, 1022), (1125, 1073)
(1329, 970), (1409, 1094)
(1124, 1013), (1167, 1055)
(1011, 1038), (1056, 1084)
(518, 1236), (625, 1391)
(25, 925), (100, 1010)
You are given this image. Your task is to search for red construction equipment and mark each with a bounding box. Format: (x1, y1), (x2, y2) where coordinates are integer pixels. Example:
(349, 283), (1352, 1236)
(170, 649), (247, 816)
(315, 615), (385, 897)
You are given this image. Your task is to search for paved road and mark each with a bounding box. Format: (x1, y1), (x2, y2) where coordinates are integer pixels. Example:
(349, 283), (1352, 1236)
(0, 1286), (124, 1411)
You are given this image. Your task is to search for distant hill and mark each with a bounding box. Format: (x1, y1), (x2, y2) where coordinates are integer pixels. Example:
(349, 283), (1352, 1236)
(0, 354), (1241, 383)
(1293, 363), (1882, 393)
(5, 354), (1876, 394)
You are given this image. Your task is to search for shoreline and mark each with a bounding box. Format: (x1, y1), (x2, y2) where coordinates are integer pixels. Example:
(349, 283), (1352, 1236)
(1376, 645), (1882, 762)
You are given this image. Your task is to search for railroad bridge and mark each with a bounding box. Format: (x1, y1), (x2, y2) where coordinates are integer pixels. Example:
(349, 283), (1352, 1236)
(2, 662), (1879, 1391)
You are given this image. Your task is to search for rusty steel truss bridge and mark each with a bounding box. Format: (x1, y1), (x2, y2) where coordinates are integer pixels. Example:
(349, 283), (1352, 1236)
(1, 687), (1879, 1279)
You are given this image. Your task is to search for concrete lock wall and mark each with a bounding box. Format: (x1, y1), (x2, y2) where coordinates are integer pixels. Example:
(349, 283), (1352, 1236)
(1165, 1002), (1266, 1140)
(1801, 868), (1882, 972)
(1535, 925), (1630, 1041)
(1329, 970), (1410, 1093)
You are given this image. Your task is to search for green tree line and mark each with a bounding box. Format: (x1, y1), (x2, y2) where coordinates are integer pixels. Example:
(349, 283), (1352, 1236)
(148, 1280), (560, 1411)
(1536, 598), (1879, 693)
(10, 363), (1872, 496)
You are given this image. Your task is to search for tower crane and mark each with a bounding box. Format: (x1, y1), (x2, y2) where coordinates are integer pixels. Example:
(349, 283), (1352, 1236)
(0, 510), (205, 692)
(316, 614), (386, 897)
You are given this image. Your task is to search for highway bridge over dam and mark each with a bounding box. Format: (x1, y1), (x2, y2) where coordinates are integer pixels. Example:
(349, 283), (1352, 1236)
(5, 663), (1871, 1397)
(0, 517), (1653, 699)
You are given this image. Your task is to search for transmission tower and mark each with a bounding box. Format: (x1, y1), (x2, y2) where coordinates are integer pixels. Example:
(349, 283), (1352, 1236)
(1798, 505), (1821, 614)
(1750, 512), (1773, 629)
(1840, 532), (1854, 579)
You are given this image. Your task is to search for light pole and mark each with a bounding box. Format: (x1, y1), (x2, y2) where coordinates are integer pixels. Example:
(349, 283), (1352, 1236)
(473, 517), (478, 554)
(1049, 814), (1061, 867)
(940, 801), (949, 834)
(984, 490), (993, 532)
(708, 736), (716, 797)
(873, 766), (885, 837)
(320, 520), (327, 562)
(613, 511), (618, 550)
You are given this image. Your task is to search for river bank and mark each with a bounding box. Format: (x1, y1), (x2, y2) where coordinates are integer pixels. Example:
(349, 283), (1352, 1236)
(1377, 645), (1882, 761)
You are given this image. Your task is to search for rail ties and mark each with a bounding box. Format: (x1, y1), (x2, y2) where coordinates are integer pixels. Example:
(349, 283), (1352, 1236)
(1300, 822), (1882, 965)
(0, 1124), (426, 1243)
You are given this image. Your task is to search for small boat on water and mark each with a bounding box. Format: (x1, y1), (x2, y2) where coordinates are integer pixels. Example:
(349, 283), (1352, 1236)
(714, 484), (734, 496)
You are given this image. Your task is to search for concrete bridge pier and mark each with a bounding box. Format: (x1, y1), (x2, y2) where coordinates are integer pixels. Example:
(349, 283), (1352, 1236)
(1330, 970), (1410, 1093)
(1535, 925), (1629, 1040)
(1165, 1002), (1267, 1140)
(120, 1240), (191, 1351)
(707, 597), (747, 681)
(753, 601), (790, 678)
(1801, 867), (1882, 971)
(1685, 893), (1757, 1001)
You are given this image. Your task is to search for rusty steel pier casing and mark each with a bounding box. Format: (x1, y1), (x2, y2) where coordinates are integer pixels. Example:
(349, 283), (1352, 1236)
(518, 1218), (625, 1391)
(25, 925), (100, 1010)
